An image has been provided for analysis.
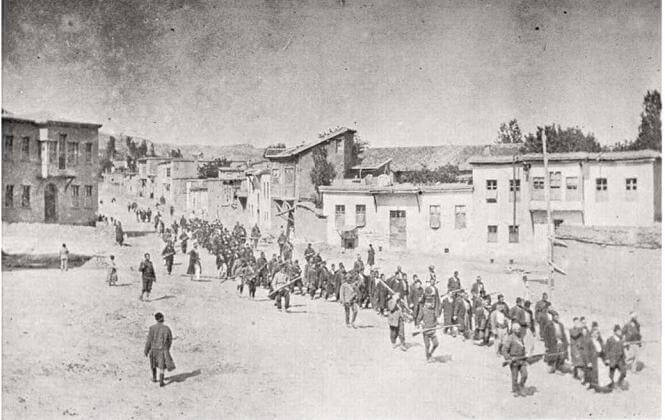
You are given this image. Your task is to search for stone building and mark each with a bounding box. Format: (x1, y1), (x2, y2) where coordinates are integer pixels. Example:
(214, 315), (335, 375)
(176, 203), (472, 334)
(2, 112), (101, 225)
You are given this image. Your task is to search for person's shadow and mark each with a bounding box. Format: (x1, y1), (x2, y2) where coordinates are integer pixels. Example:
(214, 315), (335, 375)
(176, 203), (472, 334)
(151, 295), (176, 302)
(165, 369), (201, 386)
(430, 354), (453, 363)
(521, 386), (538, 396)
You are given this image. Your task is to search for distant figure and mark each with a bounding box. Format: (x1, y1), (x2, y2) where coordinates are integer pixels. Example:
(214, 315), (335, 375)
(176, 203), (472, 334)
(59, 244), (69, 271)
(187, 243), (201, 281)
(115, 222), (124, 246)
(138, 253), (156, 301)
(107, 255), (118, 286)
(144, 312), (175, 387)
(162, 241), (175, 276)
(367, 244), (375, 267)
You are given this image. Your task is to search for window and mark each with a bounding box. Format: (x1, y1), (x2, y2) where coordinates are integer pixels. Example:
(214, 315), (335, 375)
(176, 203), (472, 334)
(71, 185), (80, 208)
(3, 135), (13, 160)
(532, 177), (544, 200)
(48, 142), (57, 164)
(554, 219), (564, 229)
(487, 225), (498, 243)
(550, 172), (562, 200)
(85, 143), (93, 163)
(84, 185), (93, 208)
(429, 205), (441, 229)
(486, 179), (497, 203)
(595, 178), (608, 202)
(21, 137), (30, 161)
(67, 142), (79, 166)
(4, 185), (13, 208)
(566, 177), (580, 201)
(509, 225), (520, 243)
(335, 139), (341, 154)
(58, 134), (67, 169)
(625, 178), (637, 201)
(356, 204), (366, 227)
(509, 179), (520, 202)
(21, 185), (30, 208)
(166, 168), (171, 177)
(454, 205), (466, 229)
(335, 205), (345, 230)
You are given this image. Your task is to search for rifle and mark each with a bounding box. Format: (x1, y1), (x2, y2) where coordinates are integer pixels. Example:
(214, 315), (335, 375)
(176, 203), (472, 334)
(623, 340), (658, 346)
(440, 288), (463, 298)
(501, 351), (565, 367)
(412, 323), (461, 337)
(268, 276), (302, 299)
(377, 279), (413, 319)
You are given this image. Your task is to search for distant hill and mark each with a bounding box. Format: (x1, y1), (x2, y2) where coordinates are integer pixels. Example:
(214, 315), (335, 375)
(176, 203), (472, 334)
(98, 132), (265, 162)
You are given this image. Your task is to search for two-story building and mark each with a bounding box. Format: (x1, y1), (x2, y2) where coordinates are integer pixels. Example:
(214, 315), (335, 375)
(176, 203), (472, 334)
(467, 150), (661, 259)
(246, 163), (272, 231)
(321, 179), (474, 253)
(137, 156), (171, 199)
(265, 127), (359, 235)
(2, 112), (101, 225)
(155, 158), (198, 206)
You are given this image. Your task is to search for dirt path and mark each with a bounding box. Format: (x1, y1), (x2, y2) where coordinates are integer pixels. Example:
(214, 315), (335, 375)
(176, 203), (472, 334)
(2, 201), (660, 419)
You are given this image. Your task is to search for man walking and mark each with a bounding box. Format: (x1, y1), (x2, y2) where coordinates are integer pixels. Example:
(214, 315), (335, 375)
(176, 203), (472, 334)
(271, 265), (291, 311)
(340, 275), (359, 328)
(138, 253), (156, 301)
(162, 240), (175, 276)
(416, 296), (439, 361)
(144, 312), (175, 387)
(59, 243), (69, 271)
(502, 321), (529, 397)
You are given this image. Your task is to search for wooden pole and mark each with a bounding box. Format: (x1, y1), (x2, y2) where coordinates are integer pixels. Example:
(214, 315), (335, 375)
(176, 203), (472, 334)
(542, 131), (554, 295)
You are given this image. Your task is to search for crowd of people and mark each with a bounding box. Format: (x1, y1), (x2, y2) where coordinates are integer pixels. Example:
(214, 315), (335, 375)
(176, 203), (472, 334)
(107, 199), (646, 397)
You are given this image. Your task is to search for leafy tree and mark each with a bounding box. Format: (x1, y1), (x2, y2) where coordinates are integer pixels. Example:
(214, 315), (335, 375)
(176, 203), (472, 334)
(106, 136), (117, 160)
(521, 124), (601, 153)
(398, 164), (460, 184)
(614, 90), (661, 151)
(148, 143), (156, 157)
(125, 136), (137, 158)
(137, 139), (148, 158)
(169, 148), (183, 158)
(496, 119), (523, 144)
(198, 157), (230, 178)
(126, 156), (137, 172)
(310, 145), (337, 207)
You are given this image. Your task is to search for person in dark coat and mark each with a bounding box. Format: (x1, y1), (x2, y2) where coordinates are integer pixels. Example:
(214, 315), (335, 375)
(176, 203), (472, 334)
(622, 312), (642, 373)
(534, 293), (551, 340)
(441, 293), (454, 335)
(452, 292), (469, 339)
(523, 301), (535, 334)
(138, 253), (156, 301)
(408, 277), (425, 325)
(161, 241), (175, 275)
(187, 243), (201, 280)
(367, 244), (375, 267)
(115, 222), (124, 246)
(581, 323), (602, 390)
(144, 312), (175, 387)
(502, 321), (529, 396)
(543, 311), (568, 373)
(447, 271), (461, 293)
(604, 325), (627, 388)
(470, 276), (486, 298)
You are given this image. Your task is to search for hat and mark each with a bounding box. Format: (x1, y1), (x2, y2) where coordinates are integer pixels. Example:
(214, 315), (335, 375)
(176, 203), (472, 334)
(497, 294), (504, 299)
(613, 324), (621, 332)
(428, 265), (435, 270)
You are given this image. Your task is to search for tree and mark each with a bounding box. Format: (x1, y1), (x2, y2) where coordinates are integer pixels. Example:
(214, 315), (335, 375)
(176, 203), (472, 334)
(496, 119), (523, 144)
(125, 136), (137, 158)
(198, 157), (230, 178)
(148, 143), (156, 157)
(106, 136), (117, 160)
(137, 139), (148, 158)
(398, 164), (460, 184)
(634, 90), (661, 151)
(126, 156), (137, 172)
(310, 145), (337, 207)
(169, 148), (183, 158)
(521, 124), (601, 153)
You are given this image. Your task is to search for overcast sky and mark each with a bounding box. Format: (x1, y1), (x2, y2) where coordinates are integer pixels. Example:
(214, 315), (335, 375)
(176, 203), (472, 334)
(2, 0), (661, 148)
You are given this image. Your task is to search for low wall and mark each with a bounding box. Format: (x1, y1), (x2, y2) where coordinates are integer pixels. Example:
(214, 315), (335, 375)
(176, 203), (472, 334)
(556, 224), (661, 249)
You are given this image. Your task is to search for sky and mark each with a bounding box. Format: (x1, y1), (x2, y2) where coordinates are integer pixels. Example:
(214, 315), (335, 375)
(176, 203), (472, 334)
(2, 0), (661, 148)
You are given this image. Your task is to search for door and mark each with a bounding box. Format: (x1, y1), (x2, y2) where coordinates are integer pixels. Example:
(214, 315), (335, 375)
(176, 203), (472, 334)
(389, 210), (407, 248)
(44, 183), (57, 222)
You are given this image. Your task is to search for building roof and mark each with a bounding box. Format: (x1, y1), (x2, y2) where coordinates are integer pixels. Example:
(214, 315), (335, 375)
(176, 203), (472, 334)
(138, 156), (171, 162)
(266, 127), (356, 159)
(359, 144), (520, 172)
(467, 150), (661, 165)
(2, 110), (102, 129)
(351, 158), (393, 171)
(320, 182), (472, 194)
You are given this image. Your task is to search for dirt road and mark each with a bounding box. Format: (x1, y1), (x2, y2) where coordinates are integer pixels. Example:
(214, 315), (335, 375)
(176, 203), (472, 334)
(2, 201), (660, 418)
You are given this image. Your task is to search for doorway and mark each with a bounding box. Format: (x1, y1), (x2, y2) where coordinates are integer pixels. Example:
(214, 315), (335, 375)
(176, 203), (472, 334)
(389, 210), (407, 247)
(44, 183), (57, 222)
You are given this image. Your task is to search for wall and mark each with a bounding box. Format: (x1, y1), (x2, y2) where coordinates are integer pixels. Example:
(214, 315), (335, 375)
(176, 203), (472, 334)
(2, 119), (99, 225)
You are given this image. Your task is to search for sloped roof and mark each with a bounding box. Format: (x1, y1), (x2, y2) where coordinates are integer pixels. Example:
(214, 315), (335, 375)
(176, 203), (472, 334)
(467, 150), (661, 165)
(359, 144), (521, 172)
(266, 127), (356, 159)
(2, 109), (102, 128)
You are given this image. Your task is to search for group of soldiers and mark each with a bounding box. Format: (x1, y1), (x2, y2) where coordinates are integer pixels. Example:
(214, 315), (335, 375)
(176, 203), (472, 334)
(136, 207), (645, 398)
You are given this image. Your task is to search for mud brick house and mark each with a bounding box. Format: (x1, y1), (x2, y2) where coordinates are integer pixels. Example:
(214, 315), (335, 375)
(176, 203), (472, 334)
(264, 126), (359, 234)
(2, 112), (102, 225)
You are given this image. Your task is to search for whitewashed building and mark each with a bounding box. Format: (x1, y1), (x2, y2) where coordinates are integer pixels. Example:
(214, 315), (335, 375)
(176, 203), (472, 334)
(320, 180), (474, 254)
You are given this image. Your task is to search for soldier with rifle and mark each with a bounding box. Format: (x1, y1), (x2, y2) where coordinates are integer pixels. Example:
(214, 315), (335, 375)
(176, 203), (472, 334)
(415, 292), (439, 361)
(271, 265), (293, 311)
(502, 321), (529, 397)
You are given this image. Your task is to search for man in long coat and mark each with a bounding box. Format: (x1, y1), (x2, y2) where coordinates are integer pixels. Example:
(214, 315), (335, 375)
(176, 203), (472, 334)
(144, 312), (175, 387)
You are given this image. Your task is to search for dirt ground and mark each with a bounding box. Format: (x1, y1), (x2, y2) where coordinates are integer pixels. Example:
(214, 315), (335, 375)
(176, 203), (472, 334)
(1, 194), (661, 419)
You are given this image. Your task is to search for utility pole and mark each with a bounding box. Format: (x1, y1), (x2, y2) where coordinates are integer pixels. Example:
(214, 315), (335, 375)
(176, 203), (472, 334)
(542, 131), (554, 296)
